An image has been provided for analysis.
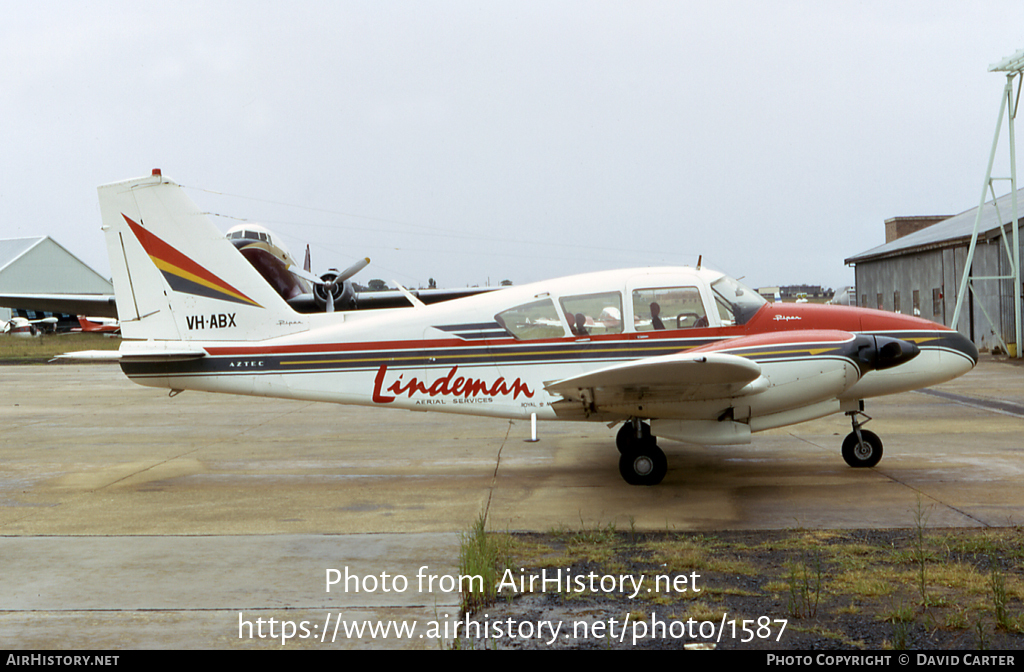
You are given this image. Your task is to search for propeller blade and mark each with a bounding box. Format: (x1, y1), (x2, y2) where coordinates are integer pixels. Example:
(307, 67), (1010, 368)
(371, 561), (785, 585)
(337, 257), (370, 282)
(304, 245), (311, 273)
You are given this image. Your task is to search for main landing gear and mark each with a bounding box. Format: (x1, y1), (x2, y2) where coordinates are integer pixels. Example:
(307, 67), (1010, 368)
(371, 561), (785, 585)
(616, 420), (667, 486)
(614, 410), (883, 484)
(842, 409), (883, 468)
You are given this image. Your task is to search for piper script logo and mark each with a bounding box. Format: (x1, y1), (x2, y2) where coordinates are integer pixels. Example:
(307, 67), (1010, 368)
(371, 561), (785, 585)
(773, 315), (802, 322)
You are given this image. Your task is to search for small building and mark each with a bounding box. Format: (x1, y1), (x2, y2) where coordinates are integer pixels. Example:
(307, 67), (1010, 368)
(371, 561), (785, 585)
(845, 188), (1024, 352)
(0, 237), (113, 322)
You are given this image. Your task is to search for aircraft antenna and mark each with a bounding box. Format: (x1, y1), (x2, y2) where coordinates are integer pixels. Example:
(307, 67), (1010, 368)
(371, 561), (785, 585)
(952, 49), (1023, 358)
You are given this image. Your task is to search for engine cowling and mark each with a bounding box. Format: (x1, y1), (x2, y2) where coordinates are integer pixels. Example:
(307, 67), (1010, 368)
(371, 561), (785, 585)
(312, 270), (357, 311)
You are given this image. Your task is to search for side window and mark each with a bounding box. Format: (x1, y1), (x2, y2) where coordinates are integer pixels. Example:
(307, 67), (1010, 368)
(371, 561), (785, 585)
(495, 299), (565, 340)
(631, 287), (707, 331)
(559, 292), (623, 336)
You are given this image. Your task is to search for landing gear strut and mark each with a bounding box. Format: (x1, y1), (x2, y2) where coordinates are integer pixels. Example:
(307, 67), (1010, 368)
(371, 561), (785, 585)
(616, 420), (667, 486)
(842, 410), (883, 468)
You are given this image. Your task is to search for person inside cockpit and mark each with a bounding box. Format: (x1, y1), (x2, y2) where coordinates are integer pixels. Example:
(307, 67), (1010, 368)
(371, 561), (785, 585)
(574, 312), (589, 336)
(650, 302), (665, 330)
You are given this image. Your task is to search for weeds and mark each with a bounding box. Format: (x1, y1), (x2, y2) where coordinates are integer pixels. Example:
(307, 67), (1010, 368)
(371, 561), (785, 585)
(989, 552), (1010, 630)
(459, 512), (506, 614)
(786, 549), (824, 619)
(459, 525), (1024, 649)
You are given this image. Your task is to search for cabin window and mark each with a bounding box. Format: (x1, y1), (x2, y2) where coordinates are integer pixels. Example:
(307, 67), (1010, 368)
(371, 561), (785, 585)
(711, 276), (766, 326)
(631, 287), (707, 331)
(495, 299), (565, 340)
(559, 292), (623, 336)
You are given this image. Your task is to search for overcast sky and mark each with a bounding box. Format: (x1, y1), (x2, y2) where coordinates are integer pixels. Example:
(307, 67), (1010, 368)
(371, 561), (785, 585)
(2, 1), (1023, 292)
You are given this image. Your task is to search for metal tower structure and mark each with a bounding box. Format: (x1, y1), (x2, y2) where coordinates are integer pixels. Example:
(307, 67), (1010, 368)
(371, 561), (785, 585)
(952, 49), (1023, 357)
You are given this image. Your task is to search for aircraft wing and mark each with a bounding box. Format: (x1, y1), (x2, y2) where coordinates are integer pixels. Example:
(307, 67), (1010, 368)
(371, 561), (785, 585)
(287, 286), (499, 312)
(0, 293), (118, 318)
(545, 351), (765, 404)
(353, 287), (498, 309)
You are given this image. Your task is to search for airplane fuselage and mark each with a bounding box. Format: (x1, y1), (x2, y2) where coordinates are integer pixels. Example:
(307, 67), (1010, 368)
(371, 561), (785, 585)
(115, 267), (977, 445)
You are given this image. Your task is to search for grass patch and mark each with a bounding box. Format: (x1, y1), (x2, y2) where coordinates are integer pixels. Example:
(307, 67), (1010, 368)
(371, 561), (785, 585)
(458, 525), (1024, 649)
(458, 513), (514, 613)
(0, 333), (120, 363)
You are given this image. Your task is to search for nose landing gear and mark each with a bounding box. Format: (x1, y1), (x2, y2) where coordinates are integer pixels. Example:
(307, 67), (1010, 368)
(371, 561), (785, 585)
(842, 410), (883, 468)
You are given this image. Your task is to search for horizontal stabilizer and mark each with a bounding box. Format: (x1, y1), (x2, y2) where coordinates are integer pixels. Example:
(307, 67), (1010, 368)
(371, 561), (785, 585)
(54, 346), (206, 363)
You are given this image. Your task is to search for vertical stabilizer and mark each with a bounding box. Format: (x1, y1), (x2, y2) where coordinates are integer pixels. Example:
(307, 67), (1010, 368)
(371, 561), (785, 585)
(99, 171), (308, 341)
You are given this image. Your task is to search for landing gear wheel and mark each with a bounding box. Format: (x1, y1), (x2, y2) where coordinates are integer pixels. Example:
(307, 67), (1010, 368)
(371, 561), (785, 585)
(616, 421), (652, 454)
(619, 445), (668, 486)
(842, 429), (883, 468)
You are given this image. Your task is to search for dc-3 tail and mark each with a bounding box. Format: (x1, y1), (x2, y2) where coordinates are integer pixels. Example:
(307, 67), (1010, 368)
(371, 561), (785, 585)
(99, 170), (307, 343)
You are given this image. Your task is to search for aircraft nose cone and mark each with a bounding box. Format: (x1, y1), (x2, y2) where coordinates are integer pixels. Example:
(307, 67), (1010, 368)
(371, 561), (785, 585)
(947, 331), (979, 368)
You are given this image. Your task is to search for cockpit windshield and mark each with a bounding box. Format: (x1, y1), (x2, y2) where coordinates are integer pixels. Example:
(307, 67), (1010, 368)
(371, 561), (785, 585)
(711, 275), (766, 326)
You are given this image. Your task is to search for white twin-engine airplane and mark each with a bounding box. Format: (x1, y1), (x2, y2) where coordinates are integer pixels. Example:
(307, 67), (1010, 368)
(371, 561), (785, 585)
(65, 170), (979, 485)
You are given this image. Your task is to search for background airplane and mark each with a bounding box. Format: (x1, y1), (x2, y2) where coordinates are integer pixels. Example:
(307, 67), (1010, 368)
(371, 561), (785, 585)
(1, 221), (490, 321)
(61, 171), (979, 486)
(72, 316), (120, 335)
(225, 223), (493, 312)
(2, 316), (58, 337)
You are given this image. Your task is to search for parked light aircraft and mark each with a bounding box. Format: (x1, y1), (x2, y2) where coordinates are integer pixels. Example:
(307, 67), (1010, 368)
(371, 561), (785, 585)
(72, 315), (120, 335)
(62, 171), (979, 485)
(3, 316), (57, 337)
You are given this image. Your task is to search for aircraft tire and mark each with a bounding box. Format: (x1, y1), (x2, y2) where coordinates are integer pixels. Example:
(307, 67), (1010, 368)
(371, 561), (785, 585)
(619, 445), (667, 486)
(615, 421), (652, 454)
(841, 430), (883, 468)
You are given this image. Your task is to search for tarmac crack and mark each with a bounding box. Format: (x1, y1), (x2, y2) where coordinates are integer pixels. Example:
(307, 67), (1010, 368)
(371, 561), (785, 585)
(482, 420), (514, 526)
(95, 402), (321, 492)
(787, 432), (993, 528)
(872, 472), (993, 528)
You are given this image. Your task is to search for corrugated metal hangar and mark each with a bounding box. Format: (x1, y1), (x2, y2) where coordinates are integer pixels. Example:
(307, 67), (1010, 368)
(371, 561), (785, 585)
(0, 237), (113, 322)
(846, 187), (1024, 353)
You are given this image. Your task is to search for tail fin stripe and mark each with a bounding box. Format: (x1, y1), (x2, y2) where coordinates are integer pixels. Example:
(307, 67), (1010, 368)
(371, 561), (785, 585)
(123, 214), (262, 308)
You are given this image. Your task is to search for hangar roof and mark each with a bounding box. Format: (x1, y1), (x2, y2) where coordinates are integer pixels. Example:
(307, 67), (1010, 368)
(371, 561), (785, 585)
(0, 236), (112, 294)
(845, 187), (1024, 265)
